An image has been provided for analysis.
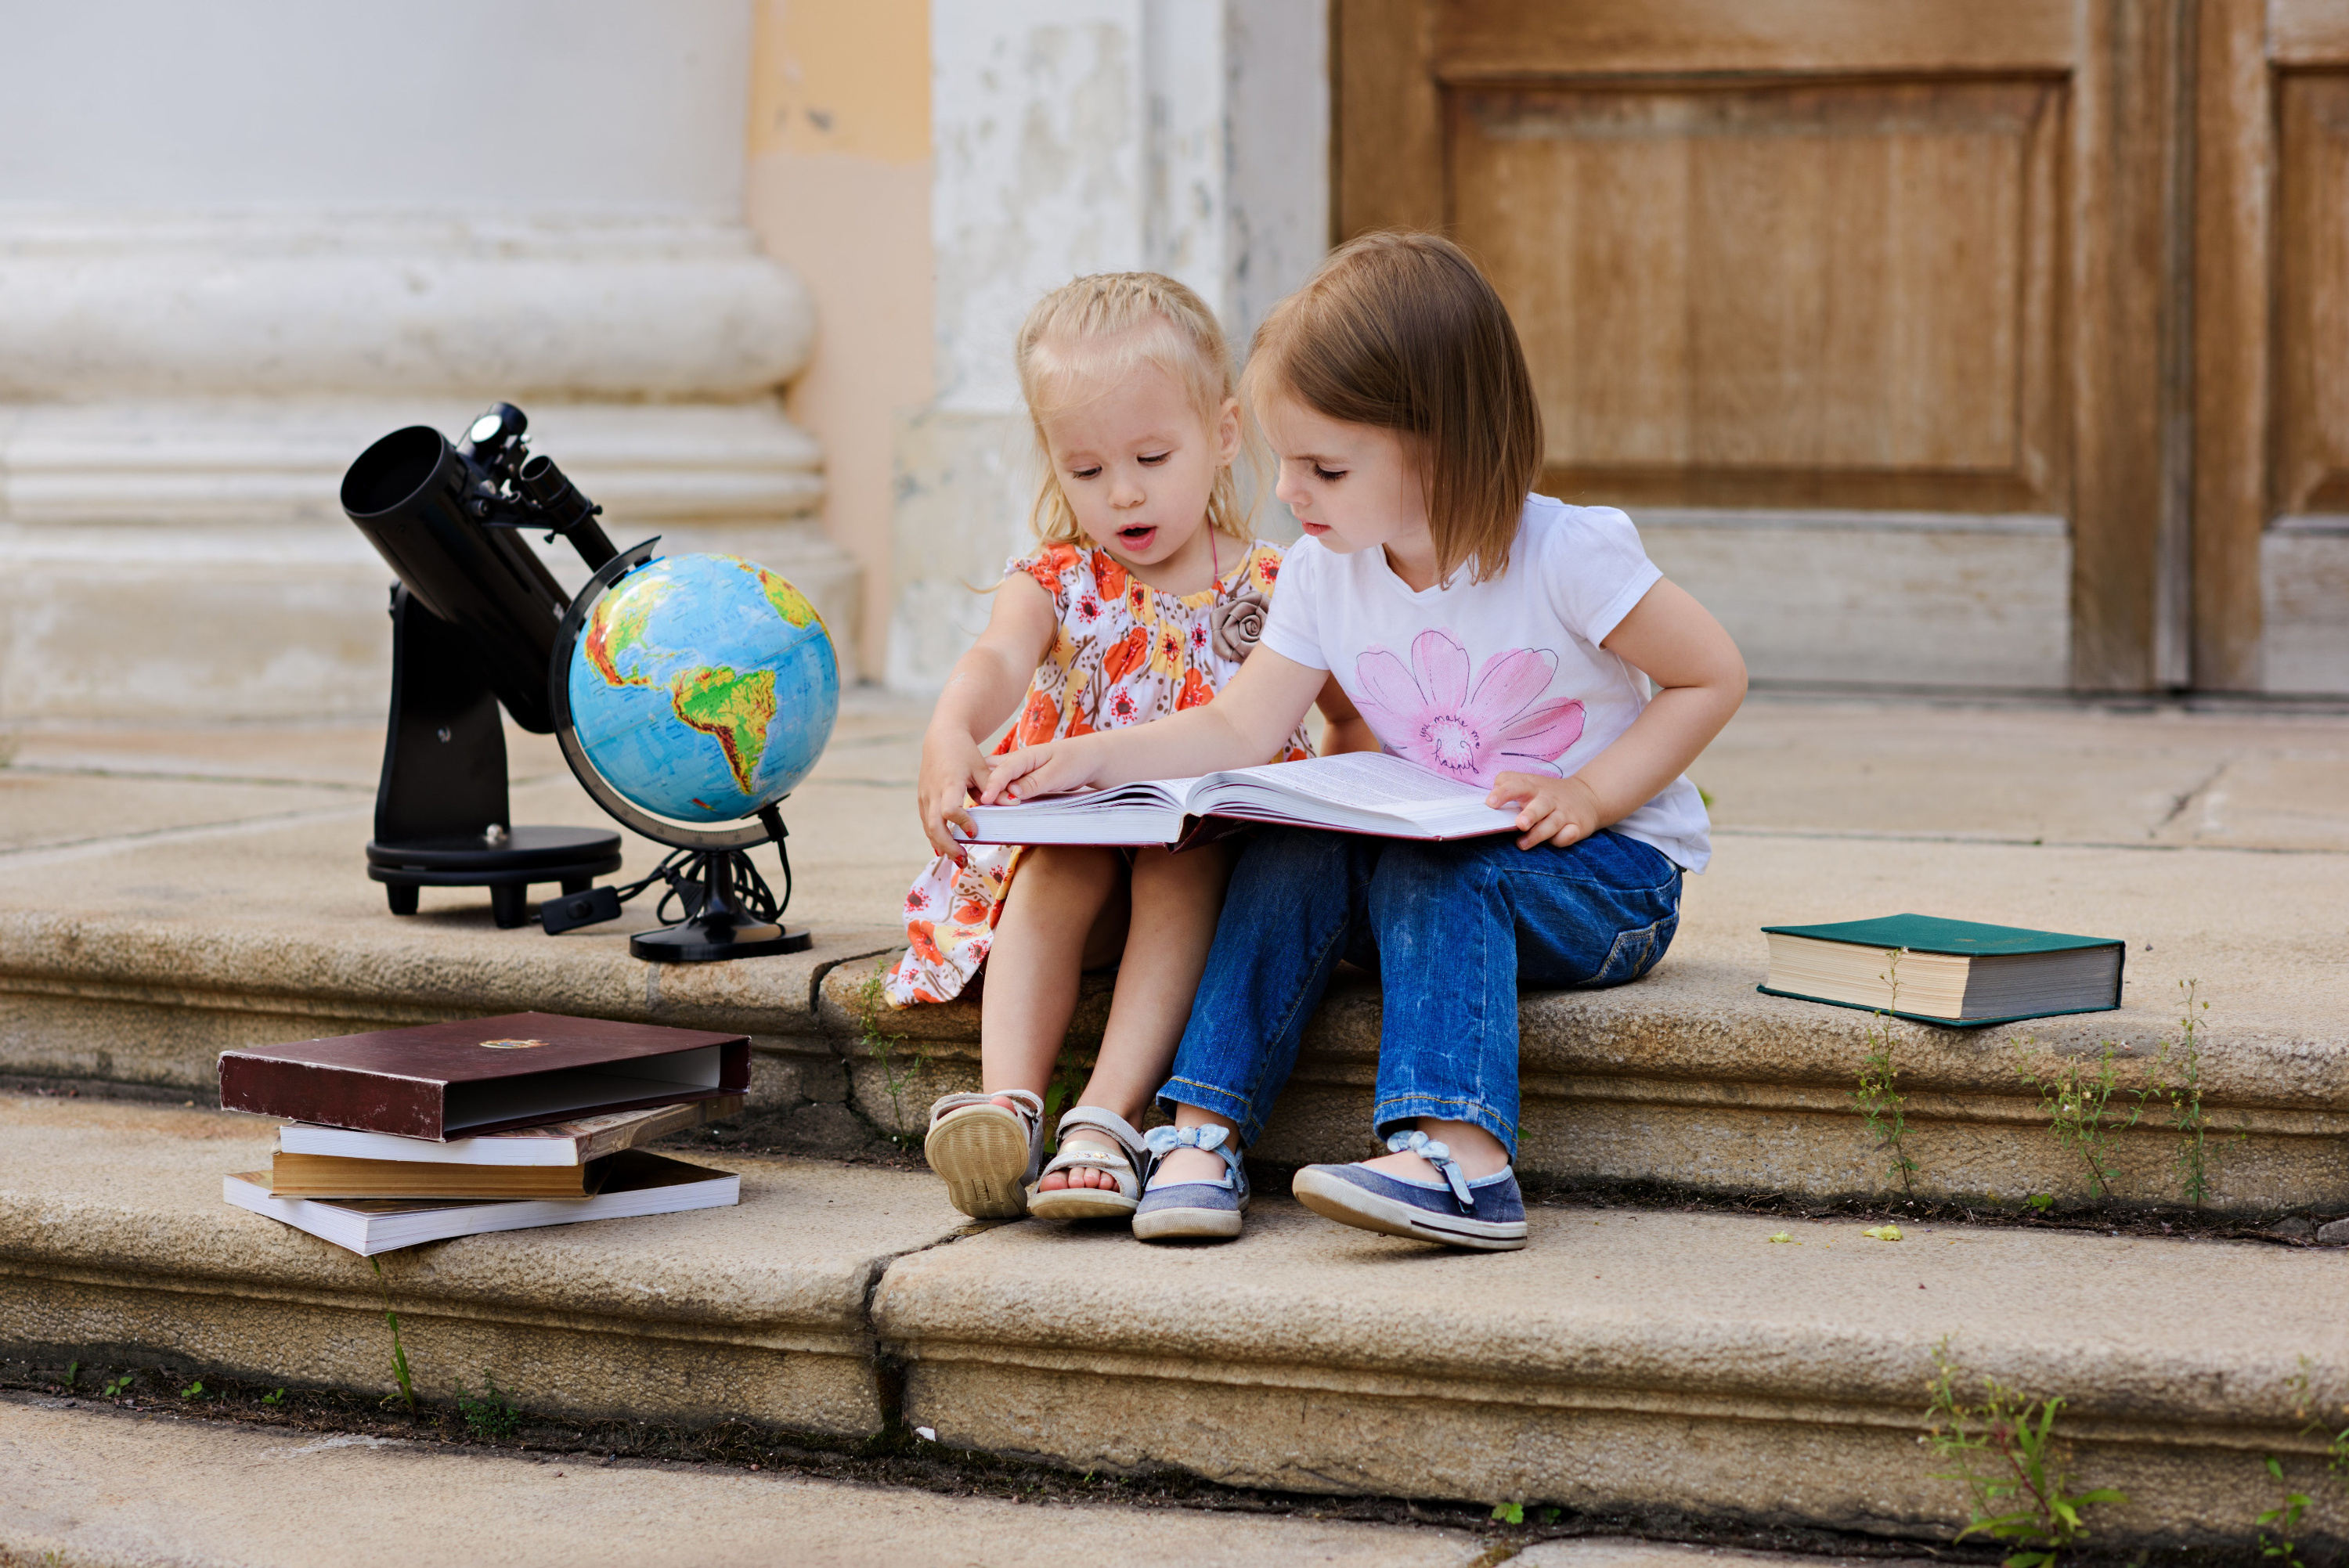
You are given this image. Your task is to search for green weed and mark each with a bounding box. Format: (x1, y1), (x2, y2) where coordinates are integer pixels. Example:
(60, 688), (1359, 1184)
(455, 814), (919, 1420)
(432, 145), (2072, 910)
(2013, 1041), (2144, 1200)
(369, 1256), (417, 1412)
(853, 968), (928, 1141)
(1850, 950), (1918, 1197)
(2257, 1455), (2311, 1566)
(61, 1361), (76, 1391)
(1924, 1339), (2125, 1568)
(2147, 980), (2221, 1206)
(262, 1387), (287, 1407)
(178, 1379), (205, 1400)
(2026, 1194), (2055, 1212)
(99, 1375), (132, 1398)
(456, 1375), (523, 1440)
(1488, 1502), (1524, 1524)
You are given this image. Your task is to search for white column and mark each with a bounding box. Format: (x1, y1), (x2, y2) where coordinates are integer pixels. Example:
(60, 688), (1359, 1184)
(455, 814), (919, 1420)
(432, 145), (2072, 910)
(0, 0), (859, 722)
(886, 0), (1327, 693)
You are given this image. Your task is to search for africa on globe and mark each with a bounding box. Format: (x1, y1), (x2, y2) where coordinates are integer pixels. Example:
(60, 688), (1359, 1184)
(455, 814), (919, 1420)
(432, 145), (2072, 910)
(566, 553), (839, 825)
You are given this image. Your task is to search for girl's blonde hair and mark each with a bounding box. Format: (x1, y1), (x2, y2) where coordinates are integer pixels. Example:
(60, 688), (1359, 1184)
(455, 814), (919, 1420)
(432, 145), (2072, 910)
(1246, 231), (1543, 585)
(1016, 272), (1254, 546)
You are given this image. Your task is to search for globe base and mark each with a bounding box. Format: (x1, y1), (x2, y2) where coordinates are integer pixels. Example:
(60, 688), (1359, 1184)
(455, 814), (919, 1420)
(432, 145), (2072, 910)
(630, 914), (812, 964)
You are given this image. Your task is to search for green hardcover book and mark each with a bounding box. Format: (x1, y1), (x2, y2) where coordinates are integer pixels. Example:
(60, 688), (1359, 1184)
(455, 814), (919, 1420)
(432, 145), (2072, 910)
(1757, 914), (2124, 1027)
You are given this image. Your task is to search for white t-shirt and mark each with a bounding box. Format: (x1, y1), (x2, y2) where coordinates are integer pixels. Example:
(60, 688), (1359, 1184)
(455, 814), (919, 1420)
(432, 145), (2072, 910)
(1258, 495), (1712, 872)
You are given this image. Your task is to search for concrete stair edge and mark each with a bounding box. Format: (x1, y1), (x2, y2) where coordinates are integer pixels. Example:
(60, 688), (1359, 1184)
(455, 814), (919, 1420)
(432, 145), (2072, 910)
(5, 1102), (2344, 1549)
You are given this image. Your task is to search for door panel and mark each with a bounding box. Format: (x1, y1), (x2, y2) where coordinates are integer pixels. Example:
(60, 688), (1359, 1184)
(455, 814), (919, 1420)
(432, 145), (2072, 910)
(1452, 81), (2060, 511)
(1337, 0), (2186, 692)
(2276, 74), (2349, 515)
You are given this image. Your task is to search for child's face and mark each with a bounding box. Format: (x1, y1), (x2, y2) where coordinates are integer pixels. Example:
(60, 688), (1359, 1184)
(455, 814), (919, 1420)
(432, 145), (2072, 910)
(1258, 392), (1429, 557)
(1041, 353), (1239, 571)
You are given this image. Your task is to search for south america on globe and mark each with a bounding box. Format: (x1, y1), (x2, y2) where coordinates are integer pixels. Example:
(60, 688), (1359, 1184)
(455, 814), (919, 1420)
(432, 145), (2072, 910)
(568, 553), (839, 825)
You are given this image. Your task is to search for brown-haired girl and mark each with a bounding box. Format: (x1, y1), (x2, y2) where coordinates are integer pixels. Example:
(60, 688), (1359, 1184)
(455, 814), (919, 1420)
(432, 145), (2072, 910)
(982, 232), (1747, 1249)
(885, 271), (1369, 1228)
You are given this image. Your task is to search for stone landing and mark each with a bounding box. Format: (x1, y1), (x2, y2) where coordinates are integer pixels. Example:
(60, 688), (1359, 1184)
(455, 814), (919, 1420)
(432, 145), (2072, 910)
(3, 1093), (2342, 1552)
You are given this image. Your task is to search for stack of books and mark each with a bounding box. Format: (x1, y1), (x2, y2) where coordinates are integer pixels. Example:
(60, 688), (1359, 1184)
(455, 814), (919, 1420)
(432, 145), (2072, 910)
(217, 1011), (752, 1256)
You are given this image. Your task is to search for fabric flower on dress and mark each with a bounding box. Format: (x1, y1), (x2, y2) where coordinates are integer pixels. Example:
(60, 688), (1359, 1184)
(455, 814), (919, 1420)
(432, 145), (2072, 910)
(1211, 586), (1269, 661)
(1352, 629), (1585, 788)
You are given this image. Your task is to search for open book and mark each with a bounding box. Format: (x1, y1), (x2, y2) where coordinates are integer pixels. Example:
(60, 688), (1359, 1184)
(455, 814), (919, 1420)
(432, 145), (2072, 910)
(953, 751), (1522, 848)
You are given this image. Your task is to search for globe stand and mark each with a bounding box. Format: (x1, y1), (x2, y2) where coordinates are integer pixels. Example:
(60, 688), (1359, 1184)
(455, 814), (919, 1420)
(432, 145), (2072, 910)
(541, 540), (824, 963)
(365, 586), (622, 927)
(625, 835), (811, 963)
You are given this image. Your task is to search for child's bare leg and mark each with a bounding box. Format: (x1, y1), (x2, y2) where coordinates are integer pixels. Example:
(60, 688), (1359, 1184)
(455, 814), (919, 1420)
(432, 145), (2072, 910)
(1041, 842), (1234, 1191)
(979, 845), (1128, 1101)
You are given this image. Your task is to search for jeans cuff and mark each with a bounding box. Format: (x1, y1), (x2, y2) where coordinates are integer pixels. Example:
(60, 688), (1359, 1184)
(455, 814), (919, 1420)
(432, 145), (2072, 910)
(1371, 1095), (1517, 1159)
(1157, 1076), (1265, 1148)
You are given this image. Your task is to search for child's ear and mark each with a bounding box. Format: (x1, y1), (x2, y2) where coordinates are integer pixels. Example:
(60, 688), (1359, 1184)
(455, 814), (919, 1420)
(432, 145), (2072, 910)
(1215, 396), (1242, 466)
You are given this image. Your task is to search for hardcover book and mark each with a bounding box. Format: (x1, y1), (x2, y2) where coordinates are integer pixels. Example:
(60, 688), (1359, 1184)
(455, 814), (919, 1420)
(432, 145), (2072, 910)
(218, 1012), (751, 1140)
(954, 752), (1521, 848)
(1757, 914), (2125, 1026)
(266, 1152), (613, 1200)
(224, 1148), (739, 1256)
(275, 1096), (744, 1167)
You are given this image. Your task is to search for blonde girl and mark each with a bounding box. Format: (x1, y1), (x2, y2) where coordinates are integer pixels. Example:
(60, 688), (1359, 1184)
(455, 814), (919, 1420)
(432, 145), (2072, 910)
(883, 272), (1368, 1227)
(983, 233), (1747, 1249)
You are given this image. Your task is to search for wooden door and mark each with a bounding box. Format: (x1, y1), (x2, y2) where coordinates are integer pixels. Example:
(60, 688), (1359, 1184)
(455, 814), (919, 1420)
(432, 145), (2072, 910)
(2200, 0), (2349, 692)
(1336, 1), (2193, 694)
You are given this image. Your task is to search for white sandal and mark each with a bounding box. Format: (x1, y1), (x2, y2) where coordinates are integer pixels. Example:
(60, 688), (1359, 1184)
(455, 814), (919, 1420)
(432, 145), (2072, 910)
(923, 1089), (1045, 1220)
(1026, 1106), (1148, 1223)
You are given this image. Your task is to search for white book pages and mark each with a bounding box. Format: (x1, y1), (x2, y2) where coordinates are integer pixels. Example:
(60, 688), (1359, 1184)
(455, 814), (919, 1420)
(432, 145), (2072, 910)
(954, 753), (1518, 846)
(223, 1154), (738, 1256)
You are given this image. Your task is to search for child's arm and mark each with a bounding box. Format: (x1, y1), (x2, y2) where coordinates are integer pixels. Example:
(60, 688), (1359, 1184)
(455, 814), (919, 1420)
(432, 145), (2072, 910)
(1314, 676), (1381, 755)
(921, 573), (1059, 856)
(1489, 579), (1745, 850)
(981, 645), (1326, 802)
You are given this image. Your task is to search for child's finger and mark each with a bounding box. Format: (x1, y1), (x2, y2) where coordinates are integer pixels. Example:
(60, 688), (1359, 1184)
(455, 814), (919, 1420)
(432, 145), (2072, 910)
(1485, 773), (1537, 809)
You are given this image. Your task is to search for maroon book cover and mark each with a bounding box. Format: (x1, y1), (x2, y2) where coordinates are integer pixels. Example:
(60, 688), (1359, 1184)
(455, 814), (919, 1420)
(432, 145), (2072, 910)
(218, 1011), (752, 1140)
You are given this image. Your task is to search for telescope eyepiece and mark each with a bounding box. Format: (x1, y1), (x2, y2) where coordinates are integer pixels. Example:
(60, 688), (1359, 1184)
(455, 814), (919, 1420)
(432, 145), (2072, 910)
(515, 452), (600, 535)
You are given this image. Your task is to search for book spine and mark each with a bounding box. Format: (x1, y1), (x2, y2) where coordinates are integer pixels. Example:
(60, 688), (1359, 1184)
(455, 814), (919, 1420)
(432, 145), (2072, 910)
(217, 1056), (445, 1139)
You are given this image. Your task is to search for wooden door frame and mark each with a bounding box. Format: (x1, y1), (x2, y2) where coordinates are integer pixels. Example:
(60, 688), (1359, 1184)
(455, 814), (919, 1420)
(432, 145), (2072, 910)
(1332, 0), (2199, 694)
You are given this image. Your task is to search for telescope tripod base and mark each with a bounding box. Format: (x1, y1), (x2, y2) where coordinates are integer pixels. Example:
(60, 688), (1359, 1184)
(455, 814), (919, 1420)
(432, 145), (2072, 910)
(366, 825), (624, 928)
(630, 917), (812, 964)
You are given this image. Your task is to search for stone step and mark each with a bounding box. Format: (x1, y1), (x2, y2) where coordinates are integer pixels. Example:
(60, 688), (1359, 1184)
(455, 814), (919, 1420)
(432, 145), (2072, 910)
(4, 1094), (2340, 1552)
(4, 878), (2343, 1212)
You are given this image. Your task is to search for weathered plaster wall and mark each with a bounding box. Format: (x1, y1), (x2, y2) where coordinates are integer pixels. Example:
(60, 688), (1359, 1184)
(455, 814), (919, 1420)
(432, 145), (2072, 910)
(746, 0), (934, 682)
(887, 0), (1329, 693)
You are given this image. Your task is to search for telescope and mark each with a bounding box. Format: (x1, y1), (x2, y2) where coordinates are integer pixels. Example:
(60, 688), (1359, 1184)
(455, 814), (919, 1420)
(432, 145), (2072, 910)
(339, 404), (625, 925)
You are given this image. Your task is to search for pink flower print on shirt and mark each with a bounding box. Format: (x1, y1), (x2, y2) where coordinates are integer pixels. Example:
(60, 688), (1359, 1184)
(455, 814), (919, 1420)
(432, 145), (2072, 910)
(1353, 629), (1586, 788)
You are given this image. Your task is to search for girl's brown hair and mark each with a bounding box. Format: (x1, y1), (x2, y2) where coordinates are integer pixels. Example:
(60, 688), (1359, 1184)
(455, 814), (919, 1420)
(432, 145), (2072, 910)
(1016, 272), (1254, 547)
(1247, 230), (1542, 583)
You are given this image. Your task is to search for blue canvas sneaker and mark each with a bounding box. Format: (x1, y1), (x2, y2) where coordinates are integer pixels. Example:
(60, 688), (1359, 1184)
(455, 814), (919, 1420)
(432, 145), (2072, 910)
(1132, 1124), (1248, 1242)
(1292, 1130), (1528, 1250)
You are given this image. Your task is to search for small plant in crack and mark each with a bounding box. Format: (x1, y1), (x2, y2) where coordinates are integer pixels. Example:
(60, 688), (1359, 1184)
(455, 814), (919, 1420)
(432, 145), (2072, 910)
(456, 1375), (523, 1440)
(853, 968), (929, 1144)
(369, 1255), (417, 1412)
(2147, 979), (2232, 1206)
(1850, 949), (1918, 1198)
(1923, 1338), (2125, 1568)
(2013, 1040), (2144, 1201)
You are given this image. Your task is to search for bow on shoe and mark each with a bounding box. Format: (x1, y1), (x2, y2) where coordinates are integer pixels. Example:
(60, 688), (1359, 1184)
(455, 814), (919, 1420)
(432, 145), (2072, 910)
(1144, 1123), (1232, 1158)
(1387, 1130), (1475, 1209)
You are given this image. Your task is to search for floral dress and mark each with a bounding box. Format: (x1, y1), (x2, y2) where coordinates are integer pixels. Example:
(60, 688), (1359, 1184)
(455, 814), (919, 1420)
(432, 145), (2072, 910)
(882, 538), (1312, 1007)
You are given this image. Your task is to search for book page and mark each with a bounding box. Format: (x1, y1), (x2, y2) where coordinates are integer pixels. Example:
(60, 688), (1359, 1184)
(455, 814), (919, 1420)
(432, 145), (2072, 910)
(1203, 753), (1492, 815)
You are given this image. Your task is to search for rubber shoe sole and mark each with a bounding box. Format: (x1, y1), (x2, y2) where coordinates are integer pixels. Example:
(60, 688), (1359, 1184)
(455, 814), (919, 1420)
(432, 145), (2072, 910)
(1027, 1184), (1138, 1222)
(1292, 1167), (1528, 1251)
(923, 1106), (1031, 1220)
(1131, 1201), (1243, 1241)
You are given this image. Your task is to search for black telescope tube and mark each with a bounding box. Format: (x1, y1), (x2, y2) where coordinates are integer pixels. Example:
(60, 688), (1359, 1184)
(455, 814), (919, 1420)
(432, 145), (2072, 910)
(340, 426), (571, 734)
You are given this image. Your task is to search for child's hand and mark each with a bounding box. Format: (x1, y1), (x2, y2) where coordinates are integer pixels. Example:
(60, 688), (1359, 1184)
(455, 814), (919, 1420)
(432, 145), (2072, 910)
(980, 737), (1099, 805)
(1487, 772), (1604, 850)
(917, 728), (992, 861)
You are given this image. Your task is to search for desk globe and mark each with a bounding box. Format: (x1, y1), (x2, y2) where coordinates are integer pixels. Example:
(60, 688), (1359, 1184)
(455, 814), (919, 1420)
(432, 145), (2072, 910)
(550, 542), (839, 961)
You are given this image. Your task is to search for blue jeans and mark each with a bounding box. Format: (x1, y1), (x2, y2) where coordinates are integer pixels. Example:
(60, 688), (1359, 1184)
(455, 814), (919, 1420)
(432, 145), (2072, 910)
(1157, 827), (1683, 1157)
